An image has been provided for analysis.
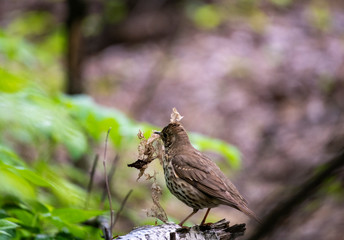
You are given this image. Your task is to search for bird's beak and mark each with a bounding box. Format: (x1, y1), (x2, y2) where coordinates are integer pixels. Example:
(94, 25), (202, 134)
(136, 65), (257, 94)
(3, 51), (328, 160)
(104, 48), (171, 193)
(154, 131), (161, 135)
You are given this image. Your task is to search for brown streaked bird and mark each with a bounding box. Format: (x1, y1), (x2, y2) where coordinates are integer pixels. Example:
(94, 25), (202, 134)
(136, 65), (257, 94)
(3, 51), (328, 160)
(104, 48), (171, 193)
(155, 123), (261, 226)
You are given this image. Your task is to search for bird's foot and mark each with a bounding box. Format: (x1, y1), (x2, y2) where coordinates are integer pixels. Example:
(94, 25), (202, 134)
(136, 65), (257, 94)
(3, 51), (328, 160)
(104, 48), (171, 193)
(199, 222), (213, 231)
(200, 222), (213, 226)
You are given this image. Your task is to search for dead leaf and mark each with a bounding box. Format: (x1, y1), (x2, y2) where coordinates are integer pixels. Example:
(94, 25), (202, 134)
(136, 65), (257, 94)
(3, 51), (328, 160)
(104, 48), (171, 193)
(128, 129), (163, 180)
(144, 172), (168, 223)
(170, 107), (184, 123)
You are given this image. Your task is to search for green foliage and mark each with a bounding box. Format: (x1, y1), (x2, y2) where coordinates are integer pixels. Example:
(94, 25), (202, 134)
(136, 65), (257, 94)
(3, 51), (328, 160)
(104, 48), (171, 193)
(187, 1), (269, 32)
(191, 4), (222, 30)
(105, 0), (128, 24)
(319, 177), (344, 200)
(51, 209), (105, 224)
(0, 12), (65, 94)
(61, 95), (138, 148)
(307, 1), (331, 32)
(269, 0), (293, 8)
(190, 133), (241, 170)
(0, 9), (242, 239)
(0, 69), (27, 93)
(0, 146), (104, 239)
(0, 83), (241, 237)
(0, 219), (18, 238)
(0, 87), (88, 160)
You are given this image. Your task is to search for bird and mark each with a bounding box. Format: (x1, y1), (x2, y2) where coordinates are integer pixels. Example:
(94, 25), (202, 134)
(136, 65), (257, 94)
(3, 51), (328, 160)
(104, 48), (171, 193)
(155, 122), (261, 226)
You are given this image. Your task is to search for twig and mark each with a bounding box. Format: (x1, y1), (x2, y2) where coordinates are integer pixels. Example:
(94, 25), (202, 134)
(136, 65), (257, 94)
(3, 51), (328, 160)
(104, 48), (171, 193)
(101, 155), (119, 203)
(112, 189), (133, 231)
(103, 128), (114, 238)
(85, 154), (99, 209)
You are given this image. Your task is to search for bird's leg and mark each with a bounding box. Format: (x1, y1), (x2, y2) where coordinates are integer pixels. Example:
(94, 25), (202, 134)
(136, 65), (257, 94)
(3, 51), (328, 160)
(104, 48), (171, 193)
(179, 209), (198, 226)
(200, 208), (211, 225)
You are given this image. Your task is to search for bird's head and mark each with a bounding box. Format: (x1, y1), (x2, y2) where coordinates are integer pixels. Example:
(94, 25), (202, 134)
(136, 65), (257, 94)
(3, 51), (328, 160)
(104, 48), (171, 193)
(155, 123), (190, 149)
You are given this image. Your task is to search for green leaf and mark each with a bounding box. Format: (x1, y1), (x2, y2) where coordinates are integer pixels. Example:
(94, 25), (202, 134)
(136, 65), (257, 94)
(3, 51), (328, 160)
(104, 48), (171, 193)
(34, 234), (54, 240)
(0, 168), (36, 199)
(190, 133), (241, 170)
(192, 4), (222, 29)
(28, 201), (50, 214)
(6, 209), (34, 227)
(0, 68), (27, 93)
(0, 230), (12, 237)
(7, 11), (54, 37)
(0, 230), (11, 237)
(9, 167), (50, 187)
(0, 90), (88, 159)
(51, 208), (105, 224)
(60, 223), (91, 239)
(62, 94), (138, 148)
(2, 218), (21, 225)
(0, 145), (26, 167)
(0, 219), (18, 230)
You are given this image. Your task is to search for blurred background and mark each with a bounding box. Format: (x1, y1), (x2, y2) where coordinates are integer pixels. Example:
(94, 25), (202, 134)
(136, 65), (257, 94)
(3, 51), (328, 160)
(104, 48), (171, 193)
(0, 0), (344, 239)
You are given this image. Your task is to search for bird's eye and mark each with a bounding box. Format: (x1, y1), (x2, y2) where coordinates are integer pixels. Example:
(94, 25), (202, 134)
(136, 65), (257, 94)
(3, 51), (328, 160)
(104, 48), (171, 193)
(162, 132), (167, 138)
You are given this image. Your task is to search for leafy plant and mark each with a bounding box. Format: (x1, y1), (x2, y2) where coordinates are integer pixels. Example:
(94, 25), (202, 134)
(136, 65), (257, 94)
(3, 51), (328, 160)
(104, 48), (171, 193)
(0, 10), (242, 239)
(0, 145), (105, 239)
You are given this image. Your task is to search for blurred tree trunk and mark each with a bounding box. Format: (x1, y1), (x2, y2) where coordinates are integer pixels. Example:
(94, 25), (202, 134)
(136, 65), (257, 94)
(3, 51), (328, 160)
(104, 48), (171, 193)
(66, 0), (86, 94)
(247, 150), (344, 240)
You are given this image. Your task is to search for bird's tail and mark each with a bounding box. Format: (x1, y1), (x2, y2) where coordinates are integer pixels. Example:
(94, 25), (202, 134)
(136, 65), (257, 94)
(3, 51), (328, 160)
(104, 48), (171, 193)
(237, 205), (262, 224)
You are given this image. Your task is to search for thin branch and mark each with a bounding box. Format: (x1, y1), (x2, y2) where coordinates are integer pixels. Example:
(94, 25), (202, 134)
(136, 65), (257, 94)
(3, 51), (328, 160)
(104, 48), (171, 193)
(247, 150), (344, 240)
(101, 155), (119, 203)
(112, 189), (133, 231)
(116, 219), (246, 239)
(103, 128), (113, 238)
(85, 154), (99, 209)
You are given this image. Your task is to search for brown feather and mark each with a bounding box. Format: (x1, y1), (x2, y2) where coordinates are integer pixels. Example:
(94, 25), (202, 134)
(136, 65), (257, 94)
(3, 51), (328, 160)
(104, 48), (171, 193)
(159, 122), (260, 224)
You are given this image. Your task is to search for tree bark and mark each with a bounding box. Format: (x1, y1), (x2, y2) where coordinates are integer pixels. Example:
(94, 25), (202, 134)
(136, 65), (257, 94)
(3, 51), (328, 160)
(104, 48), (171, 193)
(65, 0), (86, 94)
(116, 219), (246, 240)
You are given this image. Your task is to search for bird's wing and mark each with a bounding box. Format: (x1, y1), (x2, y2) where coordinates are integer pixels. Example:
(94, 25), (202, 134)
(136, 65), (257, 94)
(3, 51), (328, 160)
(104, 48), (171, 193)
(172, 152), (242, 206)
